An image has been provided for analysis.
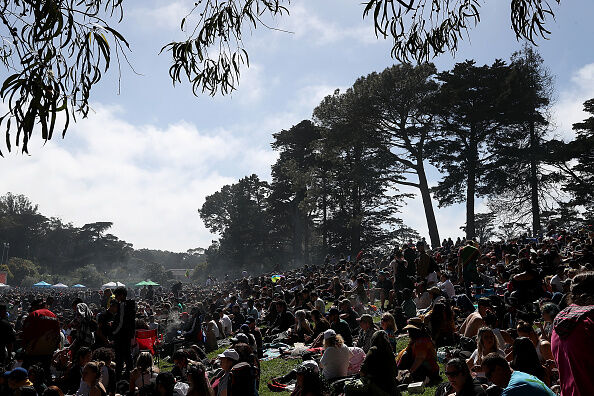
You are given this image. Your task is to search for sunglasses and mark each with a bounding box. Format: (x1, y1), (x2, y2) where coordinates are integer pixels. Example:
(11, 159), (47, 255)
(445, 370), (460, 377)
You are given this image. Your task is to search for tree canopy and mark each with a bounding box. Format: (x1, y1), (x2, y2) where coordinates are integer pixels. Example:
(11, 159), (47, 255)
(0, 0), (567, 152)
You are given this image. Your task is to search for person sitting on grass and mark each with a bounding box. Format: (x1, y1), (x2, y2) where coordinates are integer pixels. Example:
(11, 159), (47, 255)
(379, 312), (398, 352)
(291, 361), (323, 396)
(187, 362), (214, 396)
(328, 308), (353, 347)
(129, 351), (159, 393)
(481, 353), (555, 396)
(397, 319), (441, 384)
(436, 357), (486, 396)
(359, 330), (399, 395)
(320, 329), (353, 381)
(466, 327), (504, 381)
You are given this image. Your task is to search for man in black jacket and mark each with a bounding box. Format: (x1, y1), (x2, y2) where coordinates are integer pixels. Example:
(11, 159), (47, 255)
(112, 287), (135, 380)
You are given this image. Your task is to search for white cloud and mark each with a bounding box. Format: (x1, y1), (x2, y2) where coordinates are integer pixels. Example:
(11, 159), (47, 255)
(288, 4), (380, 45)
(553, 62), (594, 139)
(291, 84), (345, 113)
(130, 1), (191, 32)
(1, 104), (277, 252)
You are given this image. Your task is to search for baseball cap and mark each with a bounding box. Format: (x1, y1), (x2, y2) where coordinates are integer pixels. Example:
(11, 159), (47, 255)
(323, 329), (336, 340)
(217, 349), (240, 361)
(230, 333), (249, 344)
(4, 367), (28, 381)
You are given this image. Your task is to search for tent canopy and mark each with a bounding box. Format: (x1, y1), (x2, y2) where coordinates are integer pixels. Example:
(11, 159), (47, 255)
(135, 280), (160, 287)
(72, 284), (86, 288)
(33, 281), (52, 288)
(102, 281), (125, 289)
(0, 283), (9, 288)
(52, 283), (68, 288)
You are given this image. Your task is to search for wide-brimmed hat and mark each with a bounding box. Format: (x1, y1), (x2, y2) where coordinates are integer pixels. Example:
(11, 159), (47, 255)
(403, 317), (423, 331)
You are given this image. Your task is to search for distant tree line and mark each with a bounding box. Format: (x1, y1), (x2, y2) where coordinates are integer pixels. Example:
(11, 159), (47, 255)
(0, 192), (207, 286)
(199, 46), (594, 273)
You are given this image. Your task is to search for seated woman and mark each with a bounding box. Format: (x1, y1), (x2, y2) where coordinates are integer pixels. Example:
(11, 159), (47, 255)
(289, 310), (313, 343)
(510, 337), (551, 386)
(397, 319), (440, 383)
(379, 312), (397, 352)
(77, 361), (108, 396)
(466, 327), (504, 382)
(306, 309), (330, 343)
(359, 330), (399, 395)
(129, 351), (159, 392)
(436, 358), (486, 396)
(320, 329), (353, 381)
(425, 302), (456, 347)
(187, 362), (214, 396)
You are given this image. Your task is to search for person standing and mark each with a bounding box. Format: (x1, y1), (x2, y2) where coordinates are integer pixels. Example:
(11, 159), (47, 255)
(458, 240), (481, 297)
(112, 287), (136, 380)
(0, 304), (15, 365)
(22, 299), (60, 374)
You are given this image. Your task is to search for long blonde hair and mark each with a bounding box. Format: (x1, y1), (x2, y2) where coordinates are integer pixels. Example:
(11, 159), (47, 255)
(476, 327), (499, 364)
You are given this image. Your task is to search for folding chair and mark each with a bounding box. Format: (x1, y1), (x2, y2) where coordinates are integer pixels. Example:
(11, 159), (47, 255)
(135, 328), (161, 364)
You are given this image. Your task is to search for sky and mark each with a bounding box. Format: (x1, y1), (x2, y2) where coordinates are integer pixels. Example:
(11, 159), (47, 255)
(2, 0), (594, 252)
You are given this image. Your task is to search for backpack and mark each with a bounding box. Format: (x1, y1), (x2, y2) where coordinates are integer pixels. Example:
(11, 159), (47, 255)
(229, 362), (259, 396)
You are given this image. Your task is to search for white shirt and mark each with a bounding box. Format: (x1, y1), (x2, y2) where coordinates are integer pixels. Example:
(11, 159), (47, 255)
(439, 279), (456, 298)
(209, 320), (221, 338)
(551, 275), (563, 293)
(221, 314), (232, 335)
(415, 292), (432, 310)
(426, 271), (438, 285)
(320, 344), (352, 380)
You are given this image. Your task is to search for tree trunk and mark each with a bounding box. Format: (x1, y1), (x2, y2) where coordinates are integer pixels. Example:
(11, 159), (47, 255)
(466, 135), (477, 240)
(322, 173), (328, 251)
(529, 122), (541, 237)
(293, 189), (306, 265)
(417, 159), (440, 247)
(350, 184), (362, 257)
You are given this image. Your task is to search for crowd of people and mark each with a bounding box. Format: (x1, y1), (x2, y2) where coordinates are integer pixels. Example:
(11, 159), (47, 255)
(0, 227), (593, 396)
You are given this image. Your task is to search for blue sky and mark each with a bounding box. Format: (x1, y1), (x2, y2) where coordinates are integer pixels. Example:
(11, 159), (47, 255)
(2, 0), (594, 252)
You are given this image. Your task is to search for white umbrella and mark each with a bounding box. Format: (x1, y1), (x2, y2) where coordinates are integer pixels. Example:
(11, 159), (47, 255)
(115, 281), (126, 287)
(102, 281), (117, 289)
(52, 283), (68, 288)
(0, 283), (9, 288)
